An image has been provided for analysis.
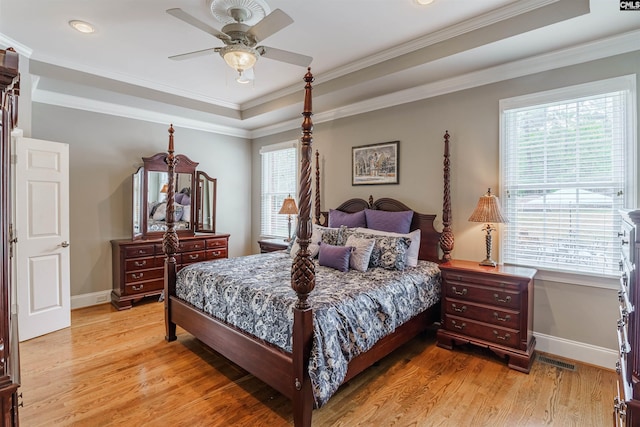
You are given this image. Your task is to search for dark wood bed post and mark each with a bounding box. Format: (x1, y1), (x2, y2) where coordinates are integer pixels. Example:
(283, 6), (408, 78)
(291, 68), (315, 427)
(440, 130), (454, 261)
(314, 150), (320, 224)
(164, 124), (179, 342)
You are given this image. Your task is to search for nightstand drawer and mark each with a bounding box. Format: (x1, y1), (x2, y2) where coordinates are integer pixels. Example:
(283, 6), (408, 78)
(444, 298), (520, 329)
(443, 281), (521, 310)
(444, 314), (520, 348)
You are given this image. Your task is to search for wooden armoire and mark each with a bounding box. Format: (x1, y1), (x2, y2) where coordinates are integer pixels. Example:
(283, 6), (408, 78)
(0, 47), (21, 425)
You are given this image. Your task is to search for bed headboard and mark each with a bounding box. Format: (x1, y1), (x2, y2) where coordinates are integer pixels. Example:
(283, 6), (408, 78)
(320, 196), (442, 263)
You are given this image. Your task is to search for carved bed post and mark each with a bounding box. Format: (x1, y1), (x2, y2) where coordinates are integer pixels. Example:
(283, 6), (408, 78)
(291, 68), (315, 427)
(314, 150), (320, 224)
(440, 130), (454, 261)
(164, 125), (179, 341)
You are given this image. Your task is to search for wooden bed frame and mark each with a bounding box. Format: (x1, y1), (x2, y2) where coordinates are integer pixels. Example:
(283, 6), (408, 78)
(163, 69), (454, 426)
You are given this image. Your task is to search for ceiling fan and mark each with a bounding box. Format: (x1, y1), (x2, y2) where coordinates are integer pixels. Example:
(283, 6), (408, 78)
(166, 0), (312, 82)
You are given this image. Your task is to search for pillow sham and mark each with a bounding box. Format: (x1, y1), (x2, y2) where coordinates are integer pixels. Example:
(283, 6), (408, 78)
(319, 225), (344, 246)
(152, 202), (167, 221)
(318, 243), (353, 272)
(364, 209), (413, 234)
(356, 227), (421, 267)
(344, 235), (375, 272)
(328, 209), (367, 228)
(341, 228), (410, 270)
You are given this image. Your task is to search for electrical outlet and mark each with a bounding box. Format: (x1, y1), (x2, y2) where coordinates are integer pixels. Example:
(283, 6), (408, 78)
(96, 295), (108, 303)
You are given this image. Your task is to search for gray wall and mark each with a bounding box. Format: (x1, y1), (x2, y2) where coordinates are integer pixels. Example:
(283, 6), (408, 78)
(252, 50), (640, 354)
(31, 104), (251, 297)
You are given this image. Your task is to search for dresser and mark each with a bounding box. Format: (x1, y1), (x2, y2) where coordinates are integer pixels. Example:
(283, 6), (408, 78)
(258, 238), (289, 253)
(111, 233), (229, 310)
(436, 259), (537, 373)
(614, 210), (640, 426)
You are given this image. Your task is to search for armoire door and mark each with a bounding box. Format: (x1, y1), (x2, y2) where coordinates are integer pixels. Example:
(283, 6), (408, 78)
(13, 135), (70, 342)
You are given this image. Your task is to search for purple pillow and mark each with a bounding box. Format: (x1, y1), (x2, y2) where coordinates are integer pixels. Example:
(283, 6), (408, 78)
(174, 193), (185, 204)
(364, 209), (413, 234)
(318, 243), (353, 272)
(328, 209), (366, 228)
(181, 195), (191, 206)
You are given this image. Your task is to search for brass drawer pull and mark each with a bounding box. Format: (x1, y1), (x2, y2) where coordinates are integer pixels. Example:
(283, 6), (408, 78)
(212, 251), (221, 257)
(451, 304), (466, 313)
(451, 320), (466, 330)
(451, 286), (467, 296)
(493, 312), (511, 322)
(132, 273), (143, 279)
(493, 330), (511, 341)
(132, 284), (143, 291)
(189, 254), (200, 260)
(494, 293), (511, 303)
(134, 260), (146, 267)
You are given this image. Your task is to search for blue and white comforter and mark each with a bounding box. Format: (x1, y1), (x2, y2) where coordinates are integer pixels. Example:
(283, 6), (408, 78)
(175, 251), (441, 407)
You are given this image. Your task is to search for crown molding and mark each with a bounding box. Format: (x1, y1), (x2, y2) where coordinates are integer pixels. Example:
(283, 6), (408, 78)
(0, 33), (32, 57)
(32, 88), (251, 138)
(250, 29), (640, 139)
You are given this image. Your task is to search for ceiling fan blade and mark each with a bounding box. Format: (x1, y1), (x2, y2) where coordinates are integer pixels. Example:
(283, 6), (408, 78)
(166, 8), (231, 41)
(168, 47), (218, 61)
(247, 9), (293, 42)
(259, 46), (312, 67)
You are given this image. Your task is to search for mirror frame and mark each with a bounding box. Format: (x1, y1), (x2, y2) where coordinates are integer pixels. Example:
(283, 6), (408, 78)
(195, 171), (217, 233)
(140, 152), (198, 239)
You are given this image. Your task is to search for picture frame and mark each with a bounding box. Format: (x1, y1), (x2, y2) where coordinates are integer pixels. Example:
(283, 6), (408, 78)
(352, 141), (399, 185)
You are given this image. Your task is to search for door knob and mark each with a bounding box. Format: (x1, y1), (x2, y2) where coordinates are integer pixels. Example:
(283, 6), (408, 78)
(60, 241), (70, 248)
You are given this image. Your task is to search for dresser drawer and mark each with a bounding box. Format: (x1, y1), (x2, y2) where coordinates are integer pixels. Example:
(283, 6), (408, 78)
(124, 278), (164, 295)
(444, 314), (520, 348)
(206, 248), (228, 260)
(124, 256), (164, 271)
(444, 298), (520, 330)
(181, 250), (207, 265)
(206, 237), (227, 249)
(125, 267), (164, 284)
(443, 281), (521, 310)
(180, 239), (206, 252)
(124, 244), (156, 258)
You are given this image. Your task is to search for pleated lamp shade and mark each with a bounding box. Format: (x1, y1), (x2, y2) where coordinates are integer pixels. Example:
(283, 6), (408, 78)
(468, 188), (508, 224)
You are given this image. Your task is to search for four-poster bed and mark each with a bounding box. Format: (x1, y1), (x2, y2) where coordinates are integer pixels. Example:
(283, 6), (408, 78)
(163, 69), (454, 426)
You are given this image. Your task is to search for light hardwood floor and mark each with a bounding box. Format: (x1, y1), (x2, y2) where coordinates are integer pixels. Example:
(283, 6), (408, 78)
(20, 299), (617, 426)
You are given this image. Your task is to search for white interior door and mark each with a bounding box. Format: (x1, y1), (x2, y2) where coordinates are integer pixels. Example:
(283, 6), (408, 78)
(14, 135), (70, 342)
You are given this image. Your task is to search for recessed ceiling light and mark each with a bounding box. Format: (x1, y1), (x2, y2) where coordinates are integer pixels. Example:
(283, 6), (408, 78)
(416, 0), (435, 5)
(69, 20), (96, 34)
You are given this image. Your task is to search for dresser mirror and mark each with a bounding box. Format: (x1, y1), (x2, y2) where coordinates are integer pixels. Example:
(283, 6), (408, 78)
(132, 152), (216, 240)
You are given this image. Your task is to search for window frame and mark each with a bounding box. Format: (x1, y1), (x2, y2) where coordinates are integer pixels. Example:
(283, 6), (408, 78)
(499, 74), (637, 288)
(260, 141), (299, 239)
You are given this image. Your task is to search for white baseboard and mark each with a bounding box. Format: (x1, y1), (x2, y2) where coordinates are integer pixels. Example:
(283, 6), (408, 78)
(535, 332), (617, 370)
(71, 290), (111, 309)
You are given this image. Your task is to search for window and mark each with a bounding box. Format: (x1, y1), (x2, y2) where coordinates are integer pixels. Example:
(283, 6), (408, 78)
(260, 141), (298, 238)
(500, 75), (636, 277)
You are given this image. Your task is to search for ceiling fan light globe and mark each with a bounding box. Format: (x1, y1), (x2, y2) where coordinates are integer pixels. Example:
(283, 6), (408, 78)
(221, 46), (258, 71)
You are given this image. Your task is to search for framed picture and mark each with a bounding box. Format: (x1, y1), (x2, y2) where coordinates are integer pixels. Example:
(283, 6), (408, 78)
(352, 141), (399, 185)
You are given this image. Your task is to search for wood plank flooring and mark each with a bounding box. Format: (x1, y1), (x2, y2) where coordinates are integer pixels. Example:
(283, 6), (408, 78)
(19, 299), (617, 426)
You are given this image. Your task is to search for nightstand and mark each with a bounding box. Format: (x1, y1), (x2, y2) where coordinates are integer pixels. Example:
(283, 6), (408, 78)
(436, 259), (537, 373)
(258, 238), (289, 253)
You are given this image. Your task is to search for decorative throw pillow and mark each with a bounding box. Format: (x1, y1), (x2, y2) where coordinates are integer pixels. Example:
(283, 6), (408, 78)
(174, 204), (184, 221)
(318, 243), (353, 272)
(182, 204), (191, 222)
(174, 193), (185, 205)
(328, 209), (367, 228)
(356, 227), (420, 267)
(319, 225), (344, 246)
(344, 235), (375, 272)
(364, 209), (413, 234)
(345, 230), (410, 270)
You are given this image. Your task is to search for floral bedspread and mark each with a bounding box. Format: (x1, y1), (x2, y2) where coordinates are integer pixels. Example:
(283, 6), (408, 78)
(175, 251), (441, 407)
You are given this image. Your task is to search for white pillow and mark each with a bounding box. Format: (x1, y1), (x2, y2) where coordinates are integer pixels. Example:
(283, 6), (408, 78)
(355, 227), (421, 267)
(344, 235), (375, 272)
(181, 204), (191, 222)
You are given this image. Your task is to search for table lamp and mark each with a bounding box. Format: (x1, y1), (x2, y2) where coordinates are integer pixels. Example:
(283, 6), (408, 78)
(468, 188), (508, 267)
(278, 195), (298, 242)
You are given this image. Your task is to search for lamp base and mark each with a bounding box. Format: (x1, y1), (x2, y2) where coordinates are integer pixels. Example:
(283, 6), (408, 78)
(479, 258), (497, 267)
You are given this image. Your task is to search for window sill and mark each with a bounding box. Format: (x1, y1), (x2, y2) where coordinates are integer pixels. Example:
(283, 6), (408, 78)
(503, 264), (618, 290)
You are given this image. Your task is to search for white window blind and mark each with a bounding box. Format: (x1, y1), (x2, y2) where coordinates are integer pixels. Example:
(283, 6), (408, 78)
(500, 76), (636, 277)
(260, 142), (298, 238)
